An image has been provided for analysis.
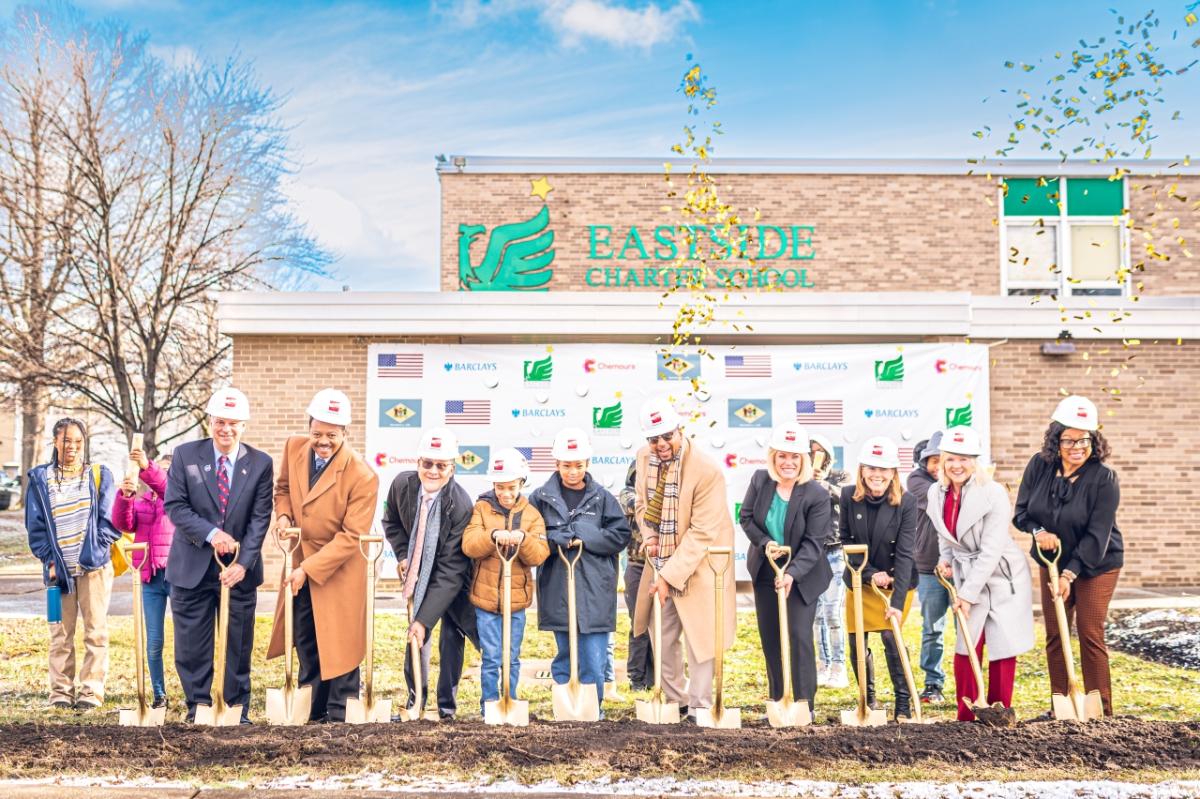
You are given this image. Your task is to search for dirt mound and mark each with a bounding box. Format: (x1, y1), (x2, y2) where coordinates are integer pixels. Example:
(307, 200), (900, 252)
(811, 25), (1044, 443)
(0, 718), (1197, 783)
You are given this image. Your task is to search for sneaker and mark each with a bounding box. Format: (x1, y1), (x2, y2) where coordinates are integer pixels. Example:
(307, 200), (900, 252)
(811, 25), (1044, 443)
(50, 700), (73, 710)
(74, 697), (102, 711)
(919, 686), (944, 704)
(826, 663), (849, 688)
(816, 663), (831, 687)
(152, 695), (167, 710)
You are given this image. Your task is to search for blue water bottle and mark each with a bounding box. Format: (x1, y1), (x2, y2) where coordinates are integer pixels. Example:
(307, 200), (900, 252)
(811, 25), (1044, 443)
(46, 585), (62, 624)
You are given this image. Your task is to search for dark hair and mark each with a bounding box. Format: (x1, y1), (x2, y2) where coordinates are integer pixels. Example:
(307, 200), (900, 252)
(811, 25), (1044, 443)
(50, 417), (90, 483)
(1039, 421), (1110, 465)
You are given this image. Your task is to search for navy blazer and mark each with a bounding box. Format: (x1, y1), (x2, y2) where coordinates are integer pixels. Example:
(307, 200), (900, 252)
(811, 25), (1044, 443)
(838, 485), (918, 611)
(739, 470), (833, 604)
(164, 439), (274, 591)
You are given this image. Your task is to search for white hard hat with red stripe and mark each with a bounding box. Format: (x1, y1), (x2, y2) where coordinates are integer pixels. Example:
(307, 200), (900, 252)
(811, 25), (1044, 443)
(940, 426), (983, 457)
(639, 397), (683, 438)
(857, 436), (900, 469)
(417, 427), (459, 460)
(551, 427), (593, 460)
(1051, 395), (1099, 432)
(487, 447), (529, 482)
(205, 387), (250, 422)
(307, 388), (352, 426)
(768, 422), (809, 455)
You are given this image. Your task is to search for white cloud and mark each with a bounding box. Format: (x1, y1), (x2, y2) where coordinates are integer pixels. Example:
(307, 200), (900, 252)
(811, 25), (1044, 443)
(148, 43), (199, 70)
(436, 0), (699, 49)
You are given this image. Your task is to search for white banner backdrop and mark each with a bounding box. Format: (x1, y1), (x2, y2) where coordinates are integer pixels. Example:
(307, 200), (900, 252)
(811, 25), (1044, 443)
(366, 342), (989, 579)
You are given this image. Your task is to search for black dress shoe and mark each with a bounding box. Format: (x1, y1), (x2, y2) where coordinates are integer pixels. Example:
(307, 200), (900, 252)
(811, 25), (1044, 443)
(51, 700), (73, 710)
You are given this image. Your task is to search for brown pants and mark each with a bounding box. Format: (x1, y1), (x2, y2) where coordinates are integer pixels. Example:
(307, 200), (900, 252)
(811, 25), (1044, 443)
(1039, 566), (1120, 716)
(49, 564), (114, 705)
(659, 595), (714, 711)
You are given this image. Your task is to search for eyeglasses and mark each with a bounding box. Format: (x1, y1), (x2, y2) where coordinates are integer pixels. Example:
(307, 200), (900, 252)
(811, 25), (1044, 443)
(646, 430), (677, 446)
(1060, 437), (1092, 450)
(419, 459), (452, 472)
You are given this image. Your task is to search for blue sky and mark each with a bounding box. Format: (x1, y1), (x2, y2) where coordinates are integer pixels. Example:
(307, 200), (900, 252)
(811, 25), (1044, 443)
(12, 0), (1200, 290)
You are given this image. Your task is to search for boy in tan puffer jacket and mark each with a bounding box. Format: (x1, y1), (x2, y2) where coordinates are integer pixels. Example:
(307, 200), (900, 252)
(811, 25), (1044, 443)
(462, 448), (548, 715)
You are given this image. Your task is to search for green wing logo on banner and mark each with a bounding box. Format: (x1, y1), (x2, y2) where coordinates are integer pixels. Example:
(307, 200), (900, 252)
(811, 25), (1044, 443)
(523, 354), (554, 383)
(593, 402), (623, 430)
(874, 354), (905, 387)
(458, 205), (555, 292)
(946, 404), (974, 428)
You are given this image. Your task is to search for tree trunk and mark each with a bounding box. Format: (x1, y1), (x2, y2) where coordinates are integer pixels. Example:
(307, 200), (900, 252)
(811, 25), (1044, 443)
(18, 380), (44, 498)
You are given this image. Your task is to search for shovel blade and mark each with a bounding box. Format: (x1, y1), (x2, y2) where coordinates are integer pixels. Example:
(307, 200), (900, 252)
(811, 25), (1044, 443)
(1082, 690), (1104, 720)
(345, 696), (393, 725)
(1052, 690), (1102, 722)
(265, 684), (312, 726)
(195, 702), (243, 727)
(118, 705), (166, 727)
(552, 682), (600, 722)
(839, 706), (888, 727)
(484, 698), (529, 727)
(635, 698), (680, 725)
(765, 698), (812, 728)
(695, 705), (742, 729)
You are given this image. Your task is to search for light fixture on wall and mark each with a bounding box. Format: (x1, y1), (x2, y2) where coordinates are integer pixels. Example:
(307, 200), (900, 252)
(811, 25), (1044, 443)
(1041, 329), (1076, 356)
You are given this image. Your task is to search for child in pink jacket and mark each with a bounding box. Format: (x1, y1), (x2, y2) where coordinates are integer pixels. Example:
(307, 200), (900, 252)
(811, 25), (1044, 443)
(110, 449), (173, 707)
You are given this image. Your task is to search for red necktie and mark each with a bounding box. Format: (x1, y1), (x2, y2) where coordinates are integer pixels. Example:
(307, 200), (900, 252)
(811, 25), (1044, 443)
(217, 455), (230, 515)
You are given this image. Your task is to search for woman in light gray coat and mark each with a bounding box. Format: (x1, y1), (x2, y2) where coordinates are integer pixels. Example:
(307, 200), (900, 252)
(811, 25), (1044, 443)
(926, 427), (1033, 722)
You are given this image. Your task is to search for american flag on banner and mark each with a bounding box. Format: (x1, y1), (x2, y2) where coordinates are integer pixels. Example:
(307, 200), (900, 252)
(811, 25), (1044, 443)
(444, 399), (490, 424)
(795, 400), (844, 425)
(724, 354), (771, 378)
(516, 446), (557, 472)
(377, 352), (422, 378)
(898, 447), (915, 469)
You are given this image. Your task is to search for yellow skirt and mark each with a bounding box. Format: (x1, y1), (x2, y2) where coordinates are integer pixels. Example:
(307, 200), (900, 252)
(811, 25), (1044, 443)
(844, 587), (914, 633)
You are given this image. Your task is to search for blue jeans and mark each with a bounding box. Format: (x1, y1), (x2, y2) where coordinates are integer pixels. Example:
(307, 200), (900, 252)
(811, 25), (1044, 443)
(605, 632), (615, 683)
(917, 573), (950, 690)
(552, 630), (608, 706)
(815, 549), (845, 666)
(141, 571), (171, 698)
(476, 607), (525, 713)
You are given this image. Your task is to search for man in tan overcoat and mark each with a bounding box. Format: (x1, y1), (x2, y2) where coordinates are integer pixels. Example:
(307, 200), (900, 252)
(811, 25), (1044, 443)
(633, 397), (735, 717)
(267, 389), (379, 722)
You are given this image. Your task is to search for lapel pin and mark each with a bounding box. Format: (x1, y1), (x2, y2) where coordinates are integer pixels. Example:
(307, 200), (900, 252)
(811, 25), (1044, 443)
(204, 465), (211, 472)
(241, 468), (247, 475)
(856, 514), (862, 520)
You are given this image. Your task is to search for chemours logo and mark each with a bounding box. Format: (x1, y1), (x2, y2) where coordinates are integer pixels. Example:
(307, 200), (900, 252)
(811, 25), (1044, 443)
(443, 361), (498, 372)
(374, 453), (418, 468)
(724, 453), (768, 469)
(523, 354), (553, 383)
(583, 358), (637, 373)
(935, 359), (983, 374)
(874, 354), (904, 388)
(793, 361), (849, 372)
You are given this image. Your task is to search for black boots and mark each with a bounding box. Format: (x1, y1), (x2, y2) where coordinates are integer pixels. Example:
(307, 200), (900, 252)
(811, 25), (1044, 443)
(849, 631), (911, 718)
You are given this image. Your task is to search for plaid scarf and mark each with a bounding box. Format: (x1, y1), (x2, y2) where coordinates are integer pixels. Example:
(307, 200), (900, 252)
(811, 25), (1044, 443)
(644, 444), (682, 562)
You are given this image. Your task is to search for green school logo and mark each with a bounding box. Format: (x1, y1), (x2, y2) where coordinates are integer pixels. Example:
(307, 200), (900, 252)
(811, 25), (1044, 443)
(458, 204), (555, 292)
(523, 354), (554, 383)
(592, 402), (624, 430)
(946, 404), (974, 428)
(874, 354), (905, 387)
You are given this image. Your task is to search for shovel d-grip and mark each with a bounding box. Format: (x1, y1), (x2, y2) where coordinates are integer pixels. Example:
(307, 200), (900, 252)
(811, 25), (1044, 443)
(1032, 541), (1103, 722)
(763, 544), (812, 728)
(346, 532), (391, 724)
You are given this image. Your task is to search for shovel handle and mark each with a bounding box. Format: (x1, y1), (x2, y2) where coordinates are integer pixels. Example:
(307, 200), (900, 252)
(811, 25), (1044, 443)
(212, 542), (241, 572)
(359, 533), (385, 562)
(556, 538), (584, 568)
(764, 544), (792, 579)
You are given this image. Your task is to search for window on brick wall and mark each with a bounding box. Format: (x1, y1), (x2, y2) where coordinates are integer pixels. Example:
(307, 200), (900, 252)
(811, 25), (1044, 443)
(1000, 177), (1128, 297)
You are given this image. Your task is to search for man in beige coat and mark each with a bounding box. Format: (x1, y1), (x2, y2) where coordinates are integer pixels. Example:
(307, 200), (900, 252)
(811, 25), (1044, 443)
(267, 389), (380, 722)
(633, 397), (735, 717)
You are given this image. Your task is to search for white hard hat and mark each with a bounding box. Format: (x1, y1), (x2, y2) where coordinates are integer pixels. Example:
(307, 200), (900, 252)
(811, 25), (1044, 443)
(1051, 395), (1099, 432)
(768, 423), (809, 455)
(417, 427), (459, 461)
(858, 436), (900, 469)
(809, 432), (834, 459)
(307, 388), (351, 426)
(639, 397), (683, 438)
(205, 387), (250, 422)
(551, 427), (593, 461)
(940, 426), (983, 457)
(487, 447), (529, 483)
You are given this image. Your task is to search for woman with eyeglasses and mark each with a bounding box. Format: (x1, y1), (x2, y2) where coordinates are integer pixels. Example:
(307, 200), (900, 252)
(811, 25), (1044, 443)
(1014, 395), (1123, 716)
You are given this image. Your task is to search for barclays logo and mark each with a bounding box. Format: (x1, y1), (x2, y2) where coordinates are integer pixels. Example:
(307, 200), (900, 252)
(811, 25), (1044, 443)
(510, 408), (567, 418)
(793, 361), (849, 371)
(443, 362), (499, 372)
(864, 409), (920, 419)
(591, 455), (635, 465)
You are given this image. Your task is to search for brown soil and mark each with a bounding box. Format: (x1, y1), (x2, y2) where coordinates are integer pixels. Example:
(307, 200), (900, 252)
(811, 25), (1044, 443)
(0, 717), (1198, 782)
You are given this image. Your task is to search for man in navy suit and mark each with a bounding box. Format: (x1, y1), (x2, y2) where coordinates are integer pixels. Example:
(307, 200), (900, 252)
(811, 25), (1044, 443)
(165, 387), (274, 723)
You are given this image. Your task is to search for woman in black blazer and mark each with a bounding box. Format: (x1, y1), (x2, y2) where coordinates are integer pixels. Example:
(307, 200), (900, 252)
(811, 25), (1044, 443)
(739, 423), (833, 711)
(839, 436), (918, 720)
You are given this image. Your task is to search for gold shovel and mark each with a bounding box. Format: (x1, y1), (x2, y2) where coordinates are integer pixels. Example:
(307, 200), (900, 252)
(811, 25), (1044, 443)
(118, 541), (165, 727)
(870, 582), (931, 724)
(839, 544), (888, 727)
(1032, 543), (1103, 721)
(552, 540), (601, 722)
(696, 546), (741, 729)
(346, 533), (391, 724)
(396, 595), (439, 722)
(937, 572), (1016, 726)
(195, 544), (244, 727)
(634, 558), (680, 725)
(266, 528), (313, 725)
(763, 544), (812, 728)
(484, 540), (529, 726)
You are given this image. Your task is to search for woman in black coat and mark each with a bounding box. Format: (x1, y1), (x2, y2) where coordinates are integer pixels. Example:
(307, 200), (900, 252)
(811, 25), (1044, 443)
(739, 423), (832, 711)
(839, 436), (918, 720)
(1014, 395), (1123, 716)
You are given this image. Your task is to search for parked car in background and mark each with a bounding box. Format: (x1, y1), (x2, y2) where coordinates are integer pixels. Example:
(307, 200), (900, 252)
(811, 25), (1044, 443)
(0, 464), (20, 511)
